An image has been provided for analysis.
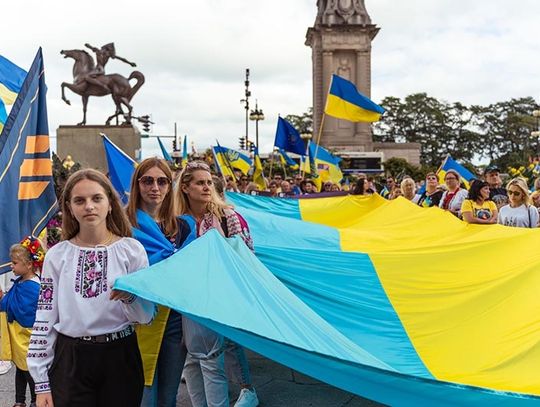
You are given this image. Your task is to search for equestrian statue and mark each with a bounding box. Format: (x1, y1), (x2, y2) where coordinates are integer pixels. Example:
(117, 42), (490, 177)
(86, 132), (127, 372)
(60, 43), (145, 126)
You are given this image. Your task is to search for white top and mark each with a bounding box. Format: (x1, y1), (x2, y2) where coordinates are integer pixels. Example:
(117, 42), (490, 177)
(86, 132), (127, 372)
(27, 237), (155, 394)
(498, 204), (539, 228)
(439, 188), (468, 214)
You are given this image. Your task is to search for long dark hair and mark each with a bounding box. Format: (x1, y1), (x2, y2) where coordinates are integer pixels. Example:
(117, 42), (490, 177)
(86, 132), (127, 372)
(467, 179), (489, 202)
(351, 178), (367, 195)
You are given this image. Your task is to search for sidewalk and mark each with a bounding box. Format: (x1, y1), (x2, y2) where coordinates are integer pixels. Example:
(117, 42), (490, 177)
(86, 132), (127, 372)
(0, 352), (384, 406)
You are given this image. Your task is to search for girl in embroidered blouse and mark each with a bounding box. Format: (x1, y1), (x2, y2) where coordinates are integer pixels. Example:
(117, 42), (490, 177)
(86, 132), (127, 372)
(125, 157), (187, 407)
(28, 169), (154, 407)
(0, 236), (43, 407)
(175, 161), (255, 407)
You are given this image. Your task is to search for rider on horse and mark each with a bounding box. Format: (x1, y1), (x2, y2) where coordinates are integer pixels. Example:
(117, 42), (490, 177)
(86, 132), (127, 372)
(83, 42), (136, 91)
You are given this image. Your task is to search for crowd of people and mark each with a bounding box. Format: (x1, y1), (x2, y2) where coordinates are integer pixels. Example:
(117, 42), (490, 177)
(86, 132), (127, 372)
(0, 159), (538, 407)
(220, 164), (540, 227)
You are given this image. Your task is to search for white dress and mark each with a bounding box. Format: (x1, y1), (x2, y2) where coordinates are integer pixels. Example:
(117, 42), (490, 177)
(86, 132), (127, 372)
(27, 237), (155, 394)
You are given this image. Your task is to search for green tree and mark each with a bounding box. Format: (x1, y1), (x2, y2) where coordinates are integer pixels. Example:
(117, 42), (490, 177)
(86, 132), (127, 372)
(284, 107), (313, 134)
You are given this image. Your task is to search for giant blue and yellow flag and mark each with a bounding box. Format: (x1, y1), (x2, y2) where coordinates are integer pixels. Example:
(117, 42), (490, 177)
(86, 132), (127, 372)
(0, 49), (57, 274)
(212, 144), (252, 177)
(101, 134), (136, 204)
(116, 192), (540, 405)
(325, 74), (385, 122)
(0, 55), (27, 134)
(274, 117), (306, 156)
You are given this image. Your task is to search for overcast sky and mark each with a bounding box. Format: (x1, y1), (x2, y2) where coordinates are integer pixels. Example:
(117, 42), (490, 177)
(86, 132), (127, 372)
(2, 0), (539, 158)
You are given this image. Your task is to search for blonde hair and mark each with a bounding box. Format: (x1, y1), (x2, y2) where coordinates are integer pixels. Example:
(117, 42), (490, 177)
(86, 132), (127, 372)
(176, 161), (230, 217)
(61, 169), (132, 240)
(10, 245), (32, 267)
(506, 177), (531, 205)
(126, 157), (177, 238)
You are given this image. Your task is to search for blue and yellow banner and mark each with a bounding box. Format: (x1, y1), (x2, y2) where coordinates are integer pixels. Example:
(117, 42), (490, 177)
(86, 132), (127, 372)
(117, 191), (540, 405)
(325, 74), (385, 122)
(0, 49), (57, 274)
(308, 142), (343, 185)
(182, 135), (188, 168)
(438, 155), (476, 189)
(278, 148), (299, 170)
(101, 134), (136, 204)
(0, 54), (27, 134)
(212, 144), (252, 177)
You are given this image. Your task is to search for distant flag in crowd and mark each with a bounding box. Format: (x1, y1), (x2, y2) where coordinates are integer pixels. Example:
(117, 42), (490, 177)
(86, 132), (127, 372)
(324, 74), (385, 123)
(307, 142), (322, 192)
(253, 146), (266, 191)
(308, 142), (343, 185)
(380, 186), (390, 199)
(0, 49), (57, 274)
(0, 54), (27, 134)
(182, 135), (188, 168)
(274, 117), (306, 156)
(101, 134), (136, 204)
(157, 137), (172, 162)
(278, 148), (299, 170)
(212, 144), (253, 178)
(438, 155), (476, 189)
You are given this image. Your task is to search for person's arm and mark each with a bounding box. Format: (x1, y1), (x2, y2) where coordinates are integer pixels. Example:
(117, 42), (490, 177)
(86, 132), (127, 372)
(112, 241), (155, 324)
(27, 251), (60, 399)
(112, 55), (136, 67)
(530, 205), (540, 227)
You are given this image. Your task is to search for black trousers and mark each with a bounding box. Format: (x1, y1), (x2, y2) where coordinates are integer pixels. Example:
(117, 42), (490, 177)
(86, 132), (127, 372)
(15, 367), (36, 403)
(49, 332), (144, 407)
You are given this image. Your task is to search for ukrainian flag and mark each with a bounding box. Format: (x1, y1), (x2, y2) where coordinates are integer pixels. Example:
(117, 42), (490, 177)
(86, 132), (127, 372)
(325, 74), (385, 122)
(182, 135), (188, 168)
(308, 142), (343, 185)
(117, 191), (540, 405)
(212, 145), (252, 177)
(278, 148), (299, 171)
(101, 134), (136, 204)
(253, 146), (266, 191)
(438, 155), (476, 189)
(0, 55), (27, 134)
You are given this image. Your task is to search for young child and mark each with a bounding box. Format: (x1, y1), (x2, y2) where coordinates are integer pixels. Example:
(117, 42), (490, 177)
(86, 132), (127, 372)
(0, 236), (44, 407)
(27, 169), (155, 407)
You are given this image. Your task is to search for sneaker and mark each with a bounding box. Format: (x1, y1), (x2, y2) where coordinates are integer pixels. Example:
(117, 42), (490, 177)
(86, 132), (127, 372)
(0, 361), (12, 375)
(234, 388), (259, 407)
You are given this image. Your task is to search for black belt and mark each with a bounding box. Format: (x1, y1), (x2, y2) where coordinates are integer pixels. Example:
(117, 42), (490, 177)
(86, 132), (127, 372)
(78, 325), (135, 344)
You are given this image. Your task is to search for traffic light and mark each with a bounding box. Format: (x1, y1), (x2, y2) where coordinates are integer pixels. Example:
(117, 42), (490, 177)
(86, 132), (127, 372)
(239, 137), (246, 150)
(140, 115), (151, 133)
(249, 142), (255, 153)
(172, 138), (177, 151)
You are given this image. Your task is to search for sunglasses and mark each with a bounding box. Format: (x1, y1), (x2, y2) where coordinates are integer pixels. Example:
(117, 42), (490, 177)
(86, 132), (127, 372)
(138, 176), (171, 187)
(508, 190), (522, 197)
(241, 178), (248, 181)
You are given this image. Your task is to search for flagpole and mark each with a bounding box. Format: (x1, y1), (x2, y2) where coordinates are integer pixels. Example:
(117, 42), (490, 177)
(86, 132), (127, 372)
(269, 148), (275, 179)
(313, 75), (334, 161)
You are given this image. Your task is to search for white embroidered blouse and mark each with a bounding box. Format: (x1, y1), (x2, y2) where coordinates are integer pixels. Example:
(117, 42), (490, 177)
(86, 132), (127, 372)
(27, 237), (155, 394)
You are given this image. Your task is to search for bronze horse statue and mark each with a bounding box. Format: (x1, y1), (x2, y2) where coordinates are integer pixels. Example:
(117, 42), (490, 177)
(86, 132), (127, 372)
(60, 49), (145, 126)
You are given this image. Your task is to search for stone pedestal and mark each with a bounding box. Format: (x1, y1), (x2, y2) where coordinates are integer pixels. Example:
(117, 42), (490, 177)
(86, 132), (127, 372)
(56, 125), (141, 172)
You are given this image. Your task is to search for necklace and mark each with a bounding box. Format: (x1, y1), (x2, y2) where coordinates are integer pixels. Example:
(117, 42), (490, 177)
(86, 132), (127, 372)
(75, 231), (114, 247)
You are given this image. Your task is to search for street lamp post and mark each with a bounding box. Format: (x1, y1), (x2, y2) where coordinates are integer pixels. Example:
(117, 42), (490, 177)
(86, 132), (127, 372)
(249, 100), (265, 149)
(240, 69), (251, 146)
(532, 110), (540, 158)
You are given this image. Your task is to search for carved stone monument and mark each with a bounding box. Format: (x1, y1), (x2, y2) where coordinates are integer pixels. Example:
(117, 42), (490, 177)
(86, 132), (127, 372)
(306, 1), (420, 164)
(306, 0), (379, 151)
(56, 42), (144, 170)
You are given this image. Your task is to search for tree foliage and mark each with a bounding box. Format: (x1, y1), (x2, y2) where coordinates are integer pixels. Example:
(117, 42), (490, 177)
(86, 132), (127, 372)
(374, 94), (539, 168)
(284, 107), (313, 135)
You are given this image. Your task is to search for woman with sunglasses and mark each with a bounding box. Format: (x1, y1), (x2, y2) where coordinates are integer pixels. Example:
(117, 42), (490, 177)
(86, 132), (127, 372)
(461, 179), (498, 224)
(413, 172), (443, 207)
(126, 158), (186, 407)
(176, 161), (257, 407)
(497, 177), (539, 228)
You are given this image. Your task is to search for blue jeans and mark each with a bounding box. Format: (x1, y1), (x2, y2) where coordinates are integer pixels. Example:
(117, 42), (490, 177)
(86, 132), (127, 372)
(141, 310), (187, 407)
(224, 339), (252, 386)
(183, 316), (229, 407)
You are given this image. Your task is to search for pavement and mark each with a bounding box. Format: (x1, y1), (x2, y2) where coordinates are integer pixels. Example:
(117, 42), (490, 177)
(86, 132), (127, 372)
(0, 351), (384, 406)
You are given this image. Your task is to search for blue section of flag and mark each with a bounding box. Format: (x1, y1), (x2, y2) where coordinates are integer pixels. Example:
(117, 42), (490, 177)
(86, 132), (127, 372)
(157, 137), (172, 162)
(0, 100), (6, 123)
(0, 55), (27, 93)
(101, 135), (136, 204)
(0, 48), (58, 274)
(441, 156), (476, 182)
(274, 117), (306, 156)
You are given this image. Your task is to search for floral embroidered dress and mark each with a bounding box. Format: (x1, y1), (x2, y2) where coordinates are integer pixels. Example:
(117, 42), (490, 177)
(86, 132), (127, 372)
(27, 237), (155, 395)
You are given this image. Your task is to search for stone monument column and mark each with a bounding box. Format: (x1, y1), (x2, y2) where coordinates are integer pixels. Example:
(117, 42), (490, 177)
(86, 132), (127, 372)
(306, 0), (379, 152)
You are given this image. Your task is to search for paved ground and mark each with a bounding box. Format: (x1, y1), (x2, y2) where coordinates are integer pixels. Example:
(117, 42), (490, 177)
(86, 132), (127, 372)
(0, 352), (384, 406)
